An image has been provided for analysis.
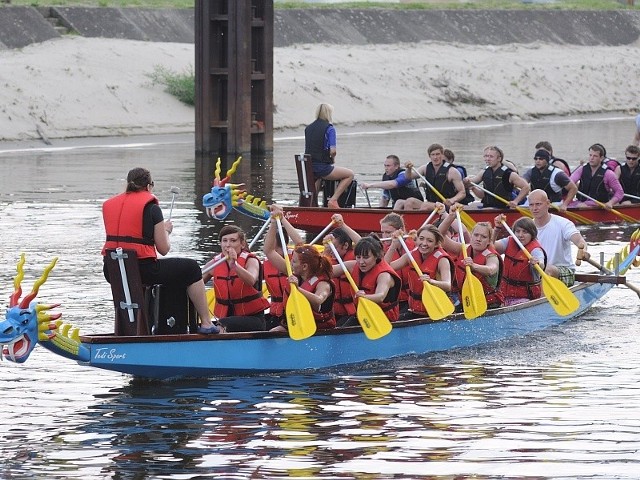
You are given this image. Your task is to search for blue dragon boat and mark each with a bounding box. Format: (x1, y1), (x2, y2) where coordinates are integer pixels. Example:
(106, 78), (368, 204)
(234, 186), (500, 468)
(1, 238), (637, 381)
(2, 158), (638, 381)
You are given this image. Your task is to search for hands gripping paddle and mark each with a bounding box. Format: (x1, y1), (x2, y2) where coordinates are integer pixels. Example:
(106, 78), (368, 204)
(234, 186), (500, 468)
(326, 241), (392, 340)
(276, 217), (317, 340)
(455, 210), (487, 319)
(501, 219), (579, 316)
(414, 169), (476, 230)
(396, 235), (454, 320)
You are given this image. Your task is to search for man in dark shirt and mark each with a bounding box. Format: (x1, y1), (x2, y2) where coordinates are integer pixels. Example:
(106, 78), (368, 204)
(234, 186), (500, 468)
(361, 154), (422, 210)
(522, 149), (577, 211)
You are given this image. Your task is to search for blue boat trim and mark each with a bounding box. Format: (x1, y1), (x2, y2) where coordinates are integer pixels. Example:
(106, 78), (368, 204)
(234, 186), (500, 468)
(50, 281), (607, 380)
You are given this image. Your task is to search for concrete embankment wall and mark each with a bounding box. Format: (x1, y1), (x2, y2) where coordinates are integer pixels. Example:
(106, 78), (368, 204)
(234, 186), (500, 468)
(1, 6), (640, 49)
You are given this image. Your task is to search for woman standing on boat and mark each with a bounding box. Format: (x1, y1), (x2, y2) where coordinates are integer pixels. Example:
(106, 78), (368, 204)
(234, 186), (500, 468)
(203, 225), (270, 332)
(438, 205), (505, 310)
(388, 224), (454, 319)
(101, 167), (219, 334)
(264, 205), (336, 332)
(330, 235), (402, 327)
(492, 215), (547, 306)
(304, 103), (354, 209)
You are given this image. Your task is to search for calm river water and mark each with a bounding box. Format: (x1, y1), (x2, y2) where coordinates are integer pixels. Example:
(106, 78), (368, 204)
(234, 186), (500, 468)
(1, 115), (639, 479)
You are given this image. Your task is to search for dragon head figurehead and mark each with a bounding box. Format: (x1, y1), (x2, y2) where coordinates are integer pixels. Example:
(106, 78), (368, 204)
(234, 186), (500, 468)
(202, 156), (246, 220)
(202, 156), (270, 221)
(1, 254), (60, 363)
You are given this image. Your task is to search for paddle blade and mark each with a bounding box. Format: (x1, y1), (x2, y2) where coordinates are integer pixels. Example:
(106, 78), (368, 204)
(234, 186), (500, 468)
(538, 269), (580, 316)
(206, 288), (216, 316)
(459, 210), (476, 230)
(356, 297), (392, 340)
(422, 281), (455, 320)
(461, 267), (487, 319)
(286, 285), (317, 340)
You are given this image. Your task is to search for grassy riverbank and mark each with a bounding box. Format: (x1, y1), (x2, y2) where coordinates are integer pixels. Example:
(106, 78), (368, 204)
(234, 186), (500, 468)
(5, 0), (639, 10)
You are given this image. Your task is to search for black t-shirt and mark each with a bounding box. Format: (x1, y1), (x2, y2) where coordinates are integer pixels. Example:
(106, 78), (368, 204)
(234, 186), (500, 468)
(142, 203), (163, 244)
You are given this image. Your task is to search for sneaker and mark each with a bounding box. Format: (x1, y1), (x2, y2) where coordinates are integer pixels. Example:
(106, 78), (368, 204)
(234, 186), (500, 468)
(328, 198), (340, 209)
(197, 324), (220, 334)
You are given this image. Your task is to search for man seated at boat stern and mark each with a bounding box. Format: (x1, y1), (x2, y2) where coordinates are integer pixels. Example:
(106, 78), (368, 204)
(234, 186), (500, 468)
(619, 145), (640, 205)
(522, 148), (578, 211)
(464, 145), (530, 209)
(402, 143), (468, 211)
(527, 189), (589, 287)
(360, 154), (423, 210)
(570, 143), (624, 209)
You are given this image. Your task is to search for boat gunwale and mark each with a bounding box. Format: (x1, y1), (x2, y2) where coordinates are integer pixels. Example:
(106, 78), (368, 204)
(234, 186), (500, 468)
(79, 282), (594, 345)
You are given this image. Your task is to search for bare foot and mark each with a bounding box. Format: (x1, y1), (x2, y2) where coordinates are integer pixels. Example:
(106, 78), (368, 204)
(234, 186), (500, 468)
(328, 198), (340, 209)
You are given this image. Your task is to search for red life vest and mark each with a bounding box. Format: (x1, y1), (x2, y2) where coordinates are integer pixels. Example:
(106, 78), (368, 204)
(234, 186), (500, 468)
(101, 191), (158, 259)
(407, 247), (453, 315)
(453, 245), (505, 307)
(300, 275), (336, 330)
(264, 258), (288, 316)
(384, 238), (414, 303)
(351, 259), (401, 322)
(213, 251), (270, 318)
(330, 249), (356, 317)
(500, 238), (544, 301)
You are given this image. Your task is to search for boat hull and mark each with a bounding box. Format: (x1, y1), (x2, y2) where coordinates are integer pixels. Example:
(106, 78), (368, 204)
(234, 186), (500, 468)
(60, 282), (610, 380)
(282, 204), (640, 234)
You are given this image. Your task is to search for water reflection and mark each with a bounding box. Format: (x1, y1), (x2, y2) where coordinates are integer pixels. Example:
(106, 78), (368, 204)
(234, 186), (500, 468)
(8, 359), (635, 479)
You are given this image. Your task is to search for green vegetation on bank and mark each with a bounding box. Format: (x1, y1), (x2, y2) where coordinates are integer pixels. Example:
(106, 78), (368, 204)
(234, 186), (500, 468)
(5, 0), (639, 10)
(147, 65), (195, 106)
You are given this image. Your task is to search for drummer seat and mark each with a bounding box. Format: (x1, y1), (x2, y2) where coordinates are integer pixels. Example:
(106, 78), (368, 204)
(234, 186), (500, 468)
(104, 248), (150, 336)
(294, 153), (357, 208)
(295, 154), (318, 207)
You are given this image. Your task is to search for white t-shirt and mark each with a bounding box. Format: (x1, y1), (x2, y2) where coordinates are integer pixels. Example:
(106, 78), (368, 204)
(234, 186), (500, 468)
(636, 113), (640, 131)
(536, 214), (579, 270)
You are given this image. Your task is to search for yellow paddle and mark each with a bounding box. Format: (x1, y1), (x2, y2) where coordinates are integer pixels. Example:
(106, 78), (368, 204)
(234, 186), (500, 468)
(413, 169), (476, 230)
(469, 181), (533, 219)
(575, 191), (638, 223)
(396, 235), (454, 320)
(326, 241), (392, 340)
(501, 219), (579, 316)
(276, 217), (317, 340)
(455, 209), (487, 319)
(549, 203), (595, 226)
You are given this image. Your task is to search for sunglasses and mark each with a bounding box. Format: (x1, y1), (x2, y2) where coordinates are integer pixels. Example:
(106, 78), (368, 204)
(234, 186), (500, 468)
(534, 156), (548, 161)
(626, 156), (639, 161)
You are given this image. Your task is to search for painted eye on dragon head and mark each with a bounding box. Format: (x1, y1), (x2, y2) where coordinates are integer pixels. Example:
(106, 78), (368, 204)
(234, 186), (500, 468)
(19, 310), (31, 325)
